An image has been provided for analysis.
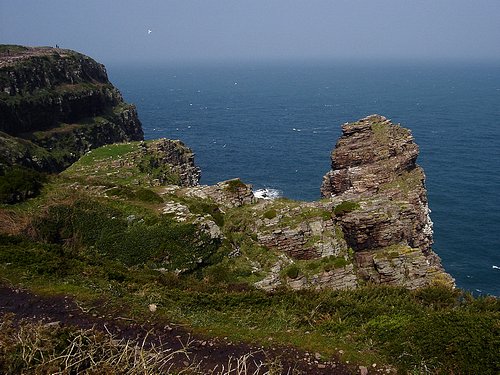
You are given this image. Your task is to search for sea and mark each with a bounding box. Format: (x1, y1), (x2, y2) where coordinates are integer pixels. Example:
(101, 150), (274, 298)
(108, 61), (500, 296)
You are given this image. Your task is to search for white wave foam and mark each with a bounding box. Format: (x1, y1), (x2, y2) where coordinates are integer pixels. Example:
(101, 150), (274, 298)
(253, 188), (282, 200)
(493, 265), (500, 270)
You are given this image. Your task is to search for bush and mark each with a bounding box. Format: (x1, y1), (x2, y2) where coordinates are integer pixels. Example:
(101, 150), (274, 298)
(284, 264), (300, 279)
(108, 186), (163, 203)
(0, 166), (47, 204)
(0, 234), (79, 276)
(263, 209), (277, 220)
(224, 179), (246, 193)
(31, 199), (222, 271)
(333, 200), (360, 215)
(367, 310), (500, 374)
(413, 284), (461, 309)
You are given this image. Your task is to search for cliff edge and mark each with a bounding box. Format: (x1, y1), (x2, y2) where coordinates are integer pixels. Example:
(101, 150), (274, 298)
(0, 45), (143, 172)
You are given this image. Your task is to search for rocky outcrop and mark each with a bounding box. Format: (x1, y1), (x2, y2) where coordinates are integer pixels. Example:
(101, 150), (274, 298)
(319, 115), (453, 289)
(255, 201), (345, 260)
(183, 179), (256, 208)
(139, 139), (200, 187)
(64, 139), (200, 188)
(239, 115), (453, 291)
(0, 45), (143, 172)
(321, 115), (419, 197)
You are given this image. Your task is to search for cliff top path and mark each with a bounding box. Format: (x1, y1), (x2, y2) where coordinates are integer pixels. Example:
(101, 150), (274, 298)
(0, 284), (360, 375)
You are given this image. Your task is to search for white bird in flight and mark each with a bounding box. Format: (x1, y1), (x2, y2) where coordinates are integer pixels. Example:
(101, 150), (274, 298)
(148, 29), (152, 34)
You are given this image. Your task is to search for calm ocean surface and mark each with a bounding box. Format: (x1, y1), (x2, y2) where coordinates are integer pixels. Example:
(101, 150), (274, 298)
(108, 61), (500, 296)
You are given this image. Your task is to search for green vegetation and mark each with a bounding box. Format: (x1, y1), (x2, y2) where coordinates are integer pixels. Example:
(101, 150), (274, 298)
(0, 141), (498, 374)
(138, 155), (181, 185)
(0, 44), (29, 53)
(26, 198), (220, 270)
(284, 263), (300, 279)
(263, 208), (277, 219)
(224, 178), (246, 193)
(63, 141), (183, 188)
(180, 197), (224, 227)
(0, 166), (47, 204)
(0, 81), (114, 106)
(379, 168), (424, 196)
(371, 120), (409, 145)
(333, 200), (360, 215)
(1, 243), (498, 375)
(107, 186), (163, 203)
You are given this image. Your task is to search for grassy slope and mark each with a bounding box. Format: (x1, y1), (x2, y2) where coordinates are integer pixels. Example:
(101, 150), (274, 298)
(0, 142), (499, 374)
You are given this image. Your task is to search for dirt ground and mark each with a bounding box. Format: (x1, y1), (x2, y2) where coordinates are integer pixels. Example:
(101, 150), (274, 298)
(0, 285), (367, 374)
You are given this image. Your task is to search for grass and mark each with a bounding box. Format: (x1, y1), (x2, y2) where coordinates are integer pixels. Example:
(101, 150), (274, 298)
(224, 179), (247, 193)
(1, 214), (499, 375)
(379, 168), (424, 196)
(0, 44), (29, 53)
(63, 140), (184, 188)
(333, 201), (360, 215)
(3, 252), (498, 374)
(0, 316), (190, 374)
(0, 315), (301, 374)
(1, 140), (498, 374)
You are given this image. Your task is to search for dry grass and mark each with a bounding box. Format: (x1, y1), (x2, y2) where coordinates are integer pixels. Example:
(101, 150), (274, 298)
(208, 352), (301, 375)
(0, 315), (292, 375)
(0, 209), (30, 235)
(0, 315), (193, 374)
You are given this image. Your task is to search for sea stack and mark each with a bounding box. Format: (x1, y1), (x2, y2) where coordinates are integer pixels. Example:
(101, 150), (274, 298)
(322, 115), (454, 288)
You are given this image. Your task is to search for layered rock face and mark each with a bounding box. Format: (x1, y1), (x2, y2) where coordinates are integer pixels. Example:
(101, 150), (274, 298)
(139, 139), (201, 187)
(320, 115), (453, 288)
(0, 45), (143, 172)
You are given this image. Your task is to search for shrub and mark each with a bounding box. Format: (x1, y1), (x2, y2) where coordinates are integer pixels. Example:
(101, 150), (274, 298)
(224, 179), (246, 193)
(30, 199), (222, 270)
(0, 166), (47, 204)
(108, 186), (163, 203)
(284, 264), (300, 279)
(413, 284), (461, 309)
(367, 310), (500, 374)
(0, 234), (79, 276)
(263, 209), (277, 220)
(333, 201), (360, 215)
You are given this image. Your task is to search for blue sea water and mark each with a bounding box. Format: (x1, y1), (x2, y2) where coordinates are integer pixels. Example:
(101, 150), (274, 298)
(108, 61), (500, 296)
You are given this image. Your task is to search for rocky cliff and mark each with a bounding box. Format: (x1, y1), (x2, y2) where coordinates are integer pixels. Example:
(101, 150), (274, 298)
(320, 115), (453, 288)
(0, 45), (143, 172)
(232, 115), (454, 291)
